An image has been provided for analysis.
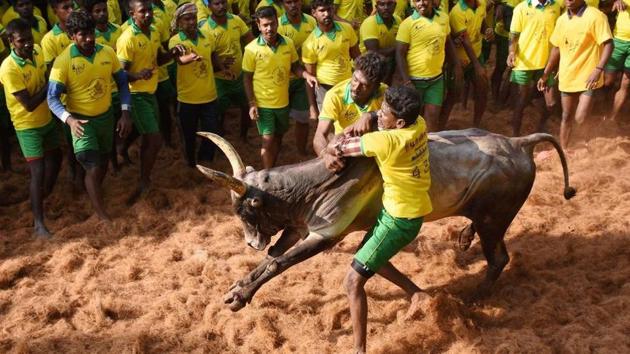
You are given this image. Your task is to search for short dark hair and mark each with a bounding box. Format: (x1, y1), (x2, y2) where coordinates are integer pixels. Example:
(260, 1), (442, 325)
(128, 0), (150, 10)
(66, 10), (95, 36)
(5, 18), (31, 39)
(384, 86), (422, 125)
(310, 0), (333, 10)
(10, 0), (32, 7)
(83, 0), (107, 13)
(49, 0), (71, 9)
(254, 6), (277, 21)
(354, 52), (386, 85)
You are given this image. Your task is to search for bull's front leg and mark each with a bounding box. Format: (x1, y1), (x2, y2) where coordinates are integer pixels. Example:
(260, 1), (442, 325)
(224, 233), (339, 311)
(228, 227), (306, 293)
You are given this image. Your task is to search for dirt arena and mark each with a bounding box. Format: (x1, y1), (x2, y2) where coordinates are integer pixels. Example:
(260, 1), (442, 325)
(2, 89), (630, 352)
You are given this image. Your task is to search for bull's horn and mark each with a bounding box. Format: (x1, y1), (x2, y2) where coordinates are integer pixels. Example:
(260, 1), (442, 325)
(196, 165), (247, 196)
(196, 132), (245, 177)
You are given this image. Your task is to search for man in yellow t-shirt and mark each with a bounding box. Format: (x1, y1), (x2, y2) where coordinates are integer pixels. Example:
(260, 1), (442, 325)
(257, 0), (286, 17)
(313, 52), (387, 170)
(396, 0), (459, 131)
(603, 0), (630, 122)
(279, 0), (317, 155)
(116, 0), (185, 202)
(47, 10), (133, 221)
(359, 0), (400, 84)
(302, 0), (360, 116)
(0, 2), (42, 26)
(0, 19), (61, 237)
(333, 0), (365, 28)
(325, 86), (432, 354)
(169, 3), (228, 167)
(242, 6), (317, 169)
(41, 0), (74, 67)
(443, 0), (489, 129)
(0, 22), (11, 172)
(10, 0), (47, 45)
(538, 0), (612, 150)
(507, 0), (561, 136)
(200, 0), (254, 142)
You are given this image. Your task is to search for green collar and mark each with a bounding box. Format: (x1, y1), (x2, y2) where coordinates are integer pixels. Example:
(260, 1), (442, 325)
(207, 13), (233, 29)
(280, 13), (308, 28)
(526, 0), (555, 8)
(256, 34), (286, 52)
(95, 22), (117, 41)
(567, 3), (587, 18)
(178, 29), (205, 45)
(411, 8), (439, 20)
(52, 23), (65, 35)
(375, 13), (398, 28)
(131, 20), (155, 35)
(459, 0), (477, 11)
(10, 48), (38, 67)
(342, 81), (379, 111)
(69, 43), (104, 63)
(313, 21), (342, 40)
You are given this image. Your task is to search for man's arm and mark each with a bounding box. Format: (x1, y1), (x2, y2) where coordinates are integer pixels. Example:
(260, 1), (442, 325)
(328, 135), (364, 157)
(112, 69), (133, 138)
(364, 39), (395, 58)
(13, 85), (48, 112)
(304, 63), (319, 119)
(349, 44), (361, 59)
(537, 46), (560, 91)
(242, 71), (258, 120)
(47, 81), (87, 137)
(396, 41), (411, 85)
(507, 32), (519, 67)
(291, 62), (319, 89)
(121, 61), (153, 82)
(586, 39), (613, 90)
(313, 119), (334, 156)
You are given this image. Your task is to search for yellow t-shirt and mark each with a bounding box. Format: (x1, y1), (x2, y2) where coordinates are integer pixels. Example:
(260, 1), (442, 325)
(550, 6), (612, 92)
(396, 9), (450, 78)
(242, 35), (298, 108)
(278, 13), (317, 51)
(302, 21), (358, 86)
(117, 22), (163, 94)
(41, 24), (73, 65)
(334, 0), (366, 22)
(121, 17), (170, 83)
(255, 0), (286, 17)
(1, 6), (43, 27)
(200, 13), (250, 80)
(47, 4), (58, 26)
(49, 44), (122, 116)
(168, 31), (218, 104)
(319, 78), (387, 133)
(108, 0), (122, 24)
(510, 0), (562, 71)
(450, 0), (487, 65)
(374, 0), (409, 19)
(0, 46), (51, 130)
(29, 16), (48, 45)
(360, 119), (432, 218)
(95, 22), (123, 93)
(557, 0), (599, 10)
(613, 0), (630, 41)
(359, 13), (401, 54)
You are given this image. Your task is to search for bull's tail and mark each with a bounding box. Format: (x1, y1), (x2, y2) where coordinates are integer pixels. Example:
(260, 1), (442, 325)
(512, 133), (577, 200)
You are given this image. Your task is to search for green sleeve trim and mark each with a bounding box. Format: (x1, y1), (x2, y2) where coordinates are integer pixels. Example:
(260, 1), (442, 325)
(360, 137), (366, 156)
(318, 116), (333, 121)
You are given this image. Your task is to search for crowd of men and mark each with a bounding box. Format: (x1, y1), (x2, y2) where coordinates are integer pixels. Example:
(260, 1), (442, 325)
(0, 0), (628, 351)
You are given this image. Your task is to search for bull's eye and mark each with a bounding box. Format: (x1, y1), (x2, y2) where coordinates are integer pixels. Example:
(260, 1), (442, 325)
(249, 197), (262, 208)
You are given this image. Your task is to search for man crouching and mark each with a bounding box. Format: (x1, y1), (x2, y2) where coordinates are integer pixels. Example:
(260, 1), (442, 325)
(325, 86), (432, 353)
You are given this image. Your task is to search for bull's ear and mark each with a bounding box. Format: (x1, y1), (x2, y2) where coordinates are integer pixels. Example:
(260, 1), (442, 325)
(248, 196), (262, 208)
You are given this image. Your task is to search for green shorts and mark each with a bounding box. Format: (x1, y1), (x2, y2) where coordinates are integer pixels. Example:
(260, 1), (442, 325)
(131, 93), (160, 134)
(156, 79), (176, 103)
(289, 79), (309, 123)
(71, 109), (114, 154)
(256, 106), (290, 136)
(216, 75), (247, 113)
(510, 69), (556, 86)
(412, 75), (445, 106)
(15, 118), (62, 160)
(353, 208), (423, 277)
(605, 38), (630, 73)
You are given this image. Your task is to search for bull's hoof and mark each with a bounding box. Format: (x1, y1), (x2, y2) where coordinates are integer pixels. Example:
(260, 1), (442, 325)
(458, 224), (475, 251)
(224, 286), (248, 312)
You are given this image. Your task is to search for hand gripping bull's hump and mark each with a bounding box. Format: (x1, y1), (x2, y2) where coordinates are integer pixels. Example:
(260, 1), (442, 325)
(195, 129), (575, 312)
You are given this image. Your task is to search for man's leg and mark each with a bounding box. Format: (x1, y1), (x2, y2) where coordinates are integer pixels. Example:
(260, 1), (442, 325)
(510, 74), (532, 136)
(344, 268), (369, 354)
(177, 102), (198, 167)
(260, 134), (276, 169)
(129, 94), (163, 200)
(574, 90), (595, 126)
(559, 92), (580, 150)
(419, 77), (445, 132)
(376, 262), (422, 296)
(0, 98), (12, 172)
(78, 151), (111, 221)
(43, 148), (62, 197)
(473, 73), (489, 128)
(157, 80), (175, 148)
(140, 132), (163, 188)
(198, 101), (221, 162)
(609, 71), (630, 122)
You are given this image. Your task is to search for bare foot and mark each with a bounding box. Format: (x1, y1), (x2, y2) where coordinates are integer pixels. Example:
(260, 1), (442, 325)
(33, 223), (52, 239)
(404, 291), (431, 321)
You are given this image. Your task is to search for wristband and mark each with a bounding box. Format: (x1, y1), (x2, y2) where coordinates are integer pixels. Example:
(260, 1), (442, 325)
(121, 104), (130, 111)
(595, 66), (604, 71)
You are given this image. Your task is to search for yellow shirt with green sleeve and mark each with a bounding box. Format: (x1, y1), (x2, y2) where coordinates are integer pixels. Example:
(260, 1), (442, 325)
(242, 35), (299, 108)
(302, 21), (358, 86)
(549, 6), (612, 92)
(360, 119), (432, 218)
(396, 9), (450, 78)
(116, 22), (162, 94)
(29, 16), (48, 45)
(255, 0), (286, 17)
(278, 13), (317, 80)
(359, 13), (401, 54)
(200, 13), (250, 81)
(450, 0), (487, 65)
(510, 0), (561, 71)
(613, 0), (630, 41)
(108, 0), (122, 24)
(95, 22), (123, 93)
(41, 24), (73, 66)
(49, 44), (122, 116)
(0, 45), (51, 130)
(319, 78), (387, 134)
(168, 30), (219, 104)
(120, 17), (170, 83)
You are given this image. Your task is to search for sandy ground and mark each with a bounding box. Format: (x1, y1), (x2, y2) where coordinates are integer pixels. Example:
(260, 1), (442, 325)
(2, 84), (630, 353)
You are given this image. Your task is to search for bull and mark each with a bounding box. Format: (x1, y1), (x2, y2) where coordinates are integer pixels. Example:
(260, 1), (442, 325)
(196, 129), (576, 311)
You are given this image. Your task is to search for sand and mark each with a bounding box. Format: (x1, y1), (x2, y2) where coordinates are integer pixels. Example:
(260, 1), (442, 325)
(2, 91), (630, 353)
